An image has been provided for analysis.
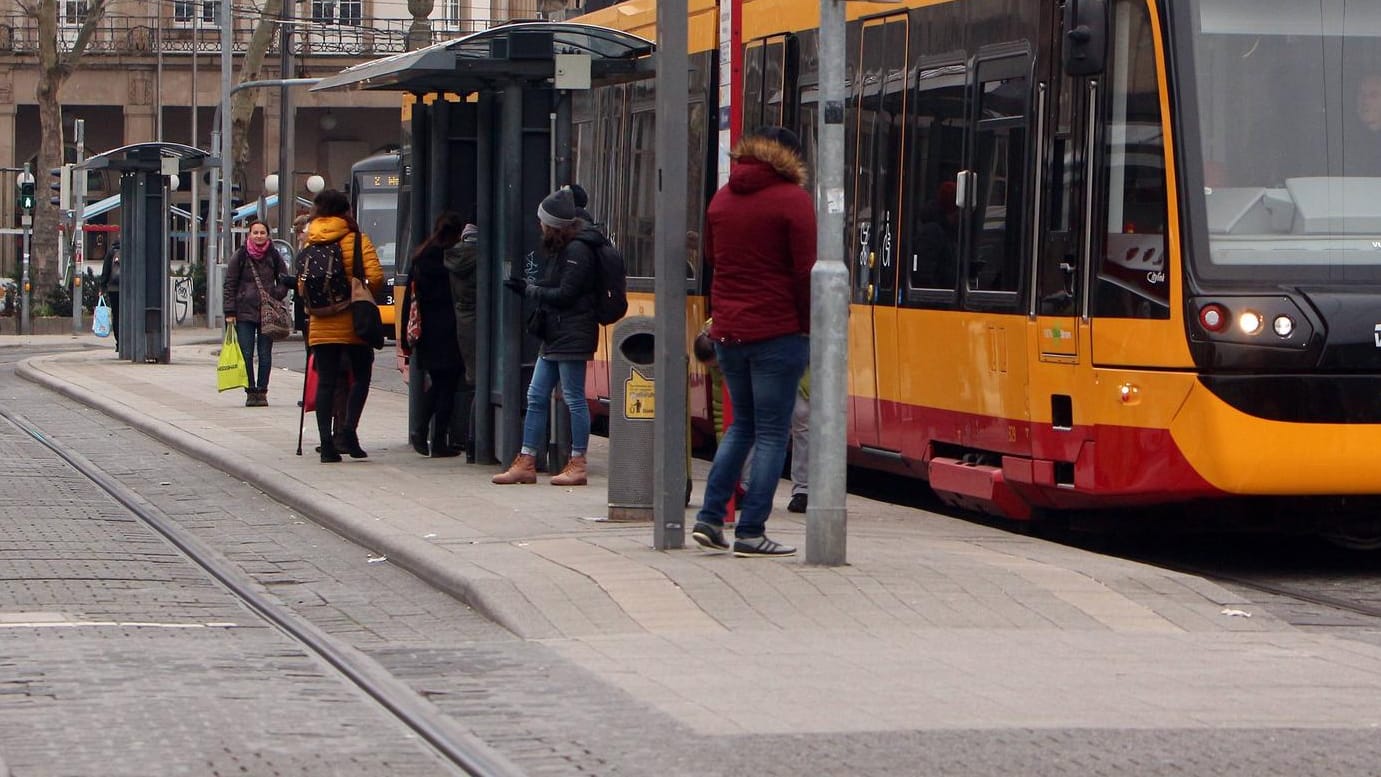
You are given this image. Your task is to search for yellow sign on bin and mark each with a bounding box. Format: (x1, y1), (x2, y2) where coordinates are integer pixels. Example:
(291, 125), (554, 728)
(624, 367), (654, 420)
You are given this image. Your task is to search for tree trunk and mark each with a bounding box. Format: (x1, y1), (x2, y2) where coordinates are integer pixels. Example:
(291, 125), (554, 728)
(31, 0), (109, 293)
(230, 0), (284, 182)
(32, 0), (66, 292)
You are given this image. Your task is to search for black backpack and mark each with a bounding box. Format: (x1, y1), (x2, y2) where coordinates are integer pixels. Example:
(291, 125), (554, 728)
(580, 236), (628, 326)
(298, 237), (352, 316)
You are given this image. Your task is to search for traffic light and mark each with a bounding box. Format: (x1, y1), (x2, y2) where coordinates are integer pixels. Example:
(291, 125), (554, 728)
(17, 175), (35, 213)
(49, 164), (73, 210)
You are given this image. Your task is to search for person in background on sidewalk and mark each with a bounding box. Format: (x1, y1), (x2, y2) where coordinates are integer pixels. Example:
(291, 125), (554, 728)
(493, 187), (602, 486)
(295, 212), (349, 454)
(444, 218), (480, 460)
(691, 126), (814, 558)
(99, 239), (121, 352)
(224, 219), (291, 407)
(405, 212), (467, 458)
(300, 189), (384, 463)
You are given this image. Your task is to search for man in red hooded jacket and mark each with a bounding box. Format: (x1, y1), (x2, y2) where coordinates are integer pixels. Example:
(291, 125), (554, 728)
(692, 126), (815, 558)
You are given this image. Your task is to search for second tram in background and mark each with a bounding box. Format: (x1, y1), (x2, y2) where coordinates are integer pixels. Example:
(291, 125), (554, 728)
(569, 0), (1381, 544)
(350, 151), (402, 331)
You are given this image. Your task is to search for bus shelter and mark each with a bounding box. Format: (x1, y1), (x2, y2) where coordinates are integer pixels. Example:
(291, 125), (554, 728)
(313, 21), (654, 467)
(78, 143), (215, 364)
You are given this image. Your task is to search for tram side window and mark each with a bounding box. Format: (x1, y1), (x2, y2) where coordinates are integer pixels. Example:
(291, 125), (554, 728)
(686, 99), (708, 281)
(1094, 0), (1169, 319)
(743, 43), (766, 132)
(627, 106), (656, 279)
(967, 70), (1028, 297)
(906, 67), (967, 297)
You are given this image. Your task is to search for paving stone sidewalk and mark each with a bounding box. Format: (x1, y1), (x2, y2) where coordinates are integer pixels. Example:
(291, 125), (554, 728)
(17, 338), (1381, 737)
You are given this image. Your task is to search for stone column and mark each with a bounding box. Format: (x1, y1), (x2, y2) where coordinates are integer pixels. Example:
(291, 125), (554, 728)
(123, 71), (158, 144)
(0, 76), (15, 278)
(407, 0), (433, 51)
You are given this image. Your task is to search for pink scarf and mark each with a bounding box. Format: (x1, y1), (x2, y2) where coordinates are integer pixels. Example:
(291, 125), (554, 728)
(246, 236), (269, 260)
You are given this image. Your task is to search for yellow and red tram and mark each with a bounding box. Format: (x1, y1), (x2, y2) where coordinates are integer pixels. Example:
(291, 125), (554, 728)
(569, 0), (1381, 537)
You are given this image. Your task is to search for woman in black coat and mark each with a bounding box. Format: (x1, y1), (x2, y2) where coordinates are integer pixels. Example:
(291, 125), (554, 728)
(223, 220), (290, 407)
(404, 212), (467, 457)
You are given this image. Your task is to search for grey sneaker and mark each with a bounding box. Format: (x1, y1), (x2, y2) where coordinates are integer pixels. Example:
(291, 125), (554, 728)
(692, 522), (729, 552)
(733, 535), (796, 558)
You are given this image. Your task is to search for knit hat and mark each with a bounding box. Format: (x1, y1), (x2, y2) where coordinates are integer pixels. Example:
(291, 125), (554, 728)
(567, 183), (589, 209)
(537, 187), (578, 229)
(751, 125), (803, 157)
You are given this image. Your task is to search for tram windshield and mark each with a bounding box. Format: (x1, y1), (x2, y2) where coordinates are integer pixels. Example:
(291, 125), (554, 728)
(353, 188), (398, 277)
(1183, 0), (1381, 281)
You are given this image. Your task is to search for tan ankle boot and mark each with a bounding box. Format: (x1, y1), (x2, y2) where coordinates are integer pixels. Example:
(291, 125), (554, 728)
(550, 454), (587, 486)
(492, 453), (537, 484)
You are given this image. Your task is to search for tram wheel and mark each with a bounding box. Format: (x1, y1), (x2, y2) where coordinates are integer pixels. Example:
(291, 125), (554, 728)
(1321, 519), (1381, 551)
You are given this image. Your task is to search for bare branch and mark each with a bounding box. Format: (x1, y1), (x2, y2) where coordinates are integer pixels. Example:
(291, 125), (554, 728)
(58, 0), (114, 72)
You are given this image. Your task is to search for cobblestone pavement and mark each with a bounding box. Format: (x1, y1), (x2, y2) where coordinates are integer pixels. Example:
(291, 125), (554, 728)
(8, 339), (1381, 776)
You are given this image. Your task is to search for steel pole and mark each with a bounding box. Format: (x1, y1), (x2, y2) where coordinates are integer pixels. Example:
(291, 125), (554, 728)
(277, 0), (294, 240)
(219, 0), (233, 305)
(653, 0), (690, 550)
(72, 120), (86, 331)
(806, 0), (849, 566)
(208, 130), (222, 326)
(190, 0), (201, 299)
(20, 162), (31, 336)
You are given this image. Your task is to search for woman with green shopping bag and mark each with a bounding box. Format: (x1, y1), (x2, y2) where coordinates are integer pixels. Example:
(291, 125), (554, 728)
(217, 326), (249, 393)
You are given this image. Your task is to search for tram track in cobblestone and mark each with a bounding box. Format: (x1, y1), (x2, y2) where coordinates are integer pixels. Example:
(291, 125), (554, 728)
(0, 403), (526, 777)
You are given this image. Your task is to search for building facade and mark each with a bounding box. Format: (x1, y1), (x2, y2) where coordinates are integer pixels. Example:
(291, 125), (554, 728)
(0, 0), (543, 274)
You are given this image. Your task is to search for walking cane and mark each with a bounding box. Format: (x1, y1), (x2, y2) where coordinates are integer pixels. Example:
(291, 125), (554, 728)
(297, 345), (310, 456)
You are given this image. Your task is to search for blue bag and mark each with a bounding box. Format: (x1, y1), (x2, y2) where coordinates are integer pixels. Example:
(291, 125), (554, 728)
(92, 294), (112, 338)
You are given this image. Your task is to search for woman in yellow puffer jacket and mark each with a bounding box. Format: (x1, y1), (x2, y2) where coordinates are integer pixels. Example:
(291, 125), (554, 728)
(299, 189), (385, 463)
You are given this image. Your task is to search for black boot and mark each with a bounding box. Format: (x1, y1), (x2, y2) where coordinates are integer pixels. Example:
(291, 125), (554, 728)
(319, 441), (342, 463)
(431, 418), (461, 457)
(410, 430), (430, 457)
(343, 430), (368, 459)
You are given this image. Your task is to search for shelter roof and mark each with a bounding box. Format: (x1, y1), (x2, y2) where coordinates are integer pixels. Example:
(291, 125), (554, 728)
(77, 142), (214, 173)
(312, 20), (655, 94)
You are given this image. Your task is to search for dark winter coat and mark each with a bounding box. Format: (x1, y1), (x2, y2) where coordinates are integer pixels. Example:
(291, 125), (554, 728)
(703, 134), (815, 345)
(223, 243), (290, 324)
(443, 233), (478, 323)
(406, 244), (461, 373)
(529, 225), (602, 361)
(99, 248), (121, 293)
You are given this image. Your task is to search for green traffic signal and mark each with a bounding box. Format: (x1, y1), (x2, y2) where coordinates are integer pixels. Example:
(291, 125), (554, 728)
(18, 181), (35, 212)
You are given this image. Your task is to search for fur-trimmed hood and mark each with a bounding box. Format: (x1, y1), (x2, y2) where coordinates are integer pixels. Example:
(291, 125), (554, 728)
(728, 135), (808, 193)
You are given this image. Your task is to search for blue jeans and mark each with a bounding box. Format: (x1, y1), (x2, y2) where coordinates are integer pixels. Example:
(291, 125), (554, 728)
(235, 320), (273, 390)
(521, 356), (591, 456)
(697, 334), (809, 538)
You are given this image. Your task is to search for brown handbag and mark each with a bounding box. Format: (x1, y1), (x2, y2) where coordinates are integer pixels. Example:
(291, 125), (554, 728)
(348, 232), (384, 349)
(249, 260), (291, 341)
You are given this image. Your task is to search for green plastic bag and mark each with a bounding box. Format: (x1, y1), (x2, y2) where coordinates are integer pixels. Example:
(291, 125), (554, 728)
(217, 325), (249, 393)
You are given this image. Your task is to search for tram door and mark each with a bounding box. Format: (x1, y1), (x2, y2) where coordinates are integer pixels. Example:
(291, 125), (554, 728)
(1028, 0), (1096, 473)
(846, 14), (908, 453)
(953, 49), (1035, 458)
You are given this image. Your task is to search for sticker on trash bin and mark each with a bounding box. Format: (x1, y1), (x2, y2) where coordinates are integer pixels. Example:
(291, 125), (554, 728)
(624, 367), (654, 420)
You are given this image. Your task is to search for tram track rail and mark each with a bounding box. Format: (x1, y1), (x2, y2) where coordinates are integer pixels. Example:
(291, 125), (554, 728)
(1157, 559), (1381, 624)
(0, 404), (527, 777)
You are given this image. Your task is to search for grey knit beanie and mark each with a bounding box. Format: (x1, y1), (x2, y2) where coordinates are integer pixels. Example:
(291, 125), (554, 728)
(537, 188), (578, 229)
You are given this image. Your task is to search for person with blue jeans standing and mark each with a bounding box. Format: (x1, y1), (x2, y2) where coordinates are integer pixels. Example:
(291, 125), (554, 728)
(493, 187), (603, 487)
(693, 126), (815, 557)
(224, 220), (290, 407)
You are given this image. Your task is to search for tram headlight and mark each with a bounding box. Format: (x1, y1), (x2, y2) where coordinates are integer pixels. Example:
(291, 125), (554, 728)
(1199, 303), (1229, 332)
(1237, 310), (1264, 336)
(1272, 315), (1295, 338)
